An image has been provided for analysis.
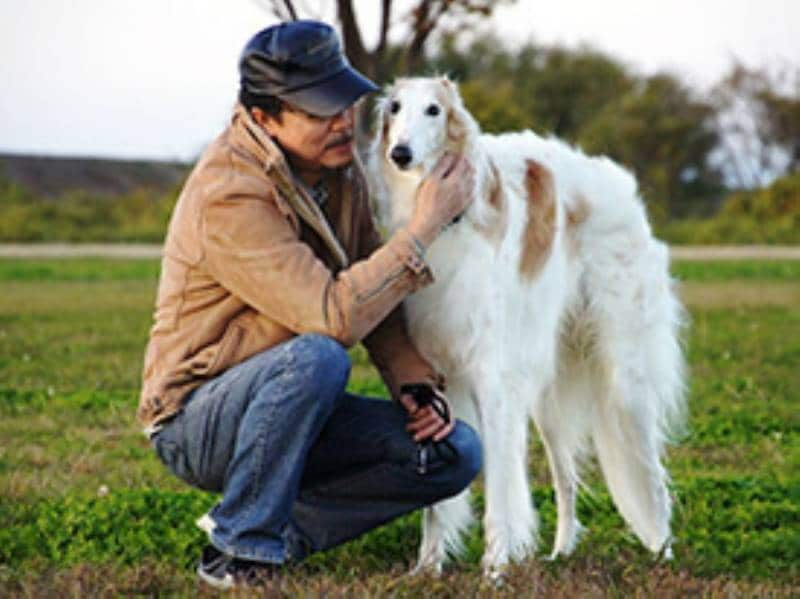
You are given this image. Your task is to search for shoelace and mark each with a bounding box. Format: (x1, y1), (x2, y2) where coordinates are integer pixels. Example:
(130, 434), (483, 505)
(400, 383), (458, 475)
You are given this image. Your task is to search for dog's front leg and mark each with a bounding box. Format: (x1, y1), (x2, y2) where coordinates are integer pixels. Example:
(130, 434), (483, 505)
(475, 376), (539, 582)
(414, 489), (473, 576)
(414, 384), (478, 576)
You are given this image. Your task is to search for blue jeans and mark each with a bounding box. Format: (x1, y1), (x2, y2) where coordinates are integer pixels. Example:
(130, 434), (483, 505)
(151, 333), (482, 564)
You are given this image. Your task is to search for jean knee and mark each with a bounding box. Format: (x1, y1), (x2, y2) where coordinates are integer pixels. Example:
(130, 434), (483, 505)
(294, 334), (350, 380)
(447, 421), (483, 491)
(290, 334), (351, 405)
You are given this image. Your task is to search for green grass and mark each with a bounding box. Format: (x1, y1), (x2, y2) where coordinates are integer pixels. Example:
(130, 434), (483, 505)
(0, 257), (798, 595)
(670, 259), (800, 282)
(0, 257), (162, 282)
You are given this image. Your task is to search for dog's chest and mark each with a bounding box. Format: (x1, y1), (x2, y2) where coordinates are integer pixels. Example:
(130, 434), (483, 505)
(404, 232), (495, 374)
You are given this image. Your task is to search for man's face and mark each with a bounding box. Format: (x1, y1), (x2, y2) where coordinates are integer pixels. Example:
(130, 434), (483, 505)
(257, 103), (356, 174)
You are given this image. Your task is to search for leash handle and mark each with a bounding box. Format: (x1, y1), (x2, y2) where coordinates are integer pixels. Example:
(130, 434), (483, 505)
(400, 383), (451, 424)
(400, 383), (457, 474)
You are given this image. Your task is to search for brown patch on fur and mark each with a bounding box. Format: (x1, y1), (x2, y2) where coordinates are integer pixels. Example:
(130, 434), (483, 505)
(435, 81), (468, 152)
(567, 193), (591, 228)
(474, 161), (508, 246)
(565, 192), (591, 257)
(519, 160), (557, 279)
(380, 106), (391, 152)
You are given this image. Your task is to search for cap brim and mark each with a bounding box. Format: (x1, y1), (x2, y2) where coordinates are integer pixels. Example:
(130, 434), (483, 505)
(280, 66), (379, 117)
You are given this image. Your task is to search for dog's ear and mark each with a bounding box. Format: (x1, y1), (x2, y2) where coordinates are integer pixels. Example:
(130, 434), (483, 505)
(372, 91), (392, 149)
(440, 77), (476, 154)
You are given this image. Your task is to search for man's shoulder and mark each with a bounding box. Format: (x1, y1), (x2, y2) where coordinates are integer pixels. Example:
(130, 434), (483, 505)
(186, 129), (277, 202)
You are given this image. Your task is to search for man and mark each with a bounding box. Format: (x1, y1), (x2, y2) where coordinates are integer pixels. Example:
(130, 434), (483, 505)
(138, 20), (481, 590)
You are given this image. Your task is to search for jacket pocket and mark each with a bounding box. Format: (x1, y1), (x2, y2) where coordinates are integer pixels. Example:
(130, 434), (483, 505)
(206, 324), (246, 377)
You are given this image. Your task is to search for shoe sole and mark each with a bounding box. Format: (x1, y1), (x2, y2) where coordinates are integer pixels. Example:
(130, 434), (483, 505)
(197, 564), (234, 591)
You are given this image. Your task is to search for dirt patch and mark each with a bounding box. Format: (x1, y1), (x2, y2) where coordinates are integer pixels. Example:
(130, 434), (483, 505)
(0, 243), (162, 258)
(680, 281), (800, 309)
(1, 244), (798, 260)
(671, 246), (800, 261)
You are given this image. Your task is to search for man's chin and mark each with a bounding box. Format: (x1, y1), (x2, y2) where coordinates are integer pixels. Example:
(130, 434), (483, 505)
(322, 154), (353, 169)
(322, 148), (354, 169)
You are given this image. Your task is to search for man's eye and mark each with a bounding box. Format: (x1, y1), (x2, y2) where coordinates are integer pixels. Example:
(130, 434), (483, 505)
(389, 101), (401, 115)
(425, 104), (440, 116)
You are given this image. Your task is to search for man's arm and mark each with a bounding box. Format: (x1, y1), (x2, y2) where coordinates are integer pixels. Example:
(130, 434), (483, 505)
(355, 193), (441, 399)
(201, 180), (430, 349)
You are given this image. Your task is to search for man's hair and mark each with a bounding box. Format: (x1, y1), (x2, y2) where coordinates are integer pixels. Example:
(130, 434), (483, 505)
(239, 88), (283, 116)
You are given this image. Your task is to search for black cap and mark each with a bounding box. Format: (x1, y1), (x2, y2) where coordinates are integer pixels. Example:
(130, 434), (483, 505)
(239, 20), (379, 117)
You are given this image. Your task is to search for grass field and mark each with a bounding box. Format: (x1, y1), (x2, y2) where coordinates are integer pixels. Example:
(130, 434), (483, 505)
(0, 257), (798, 597)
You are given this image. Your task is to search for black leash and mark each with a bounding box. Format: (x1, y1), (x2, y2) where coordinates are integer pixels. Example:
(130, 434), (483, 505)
(400, 383), (459, 475)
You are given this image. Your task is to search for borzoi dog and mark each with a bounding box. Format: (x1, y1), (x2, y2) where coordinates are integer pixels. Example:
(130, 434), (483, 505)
(368, 77), (687, 579)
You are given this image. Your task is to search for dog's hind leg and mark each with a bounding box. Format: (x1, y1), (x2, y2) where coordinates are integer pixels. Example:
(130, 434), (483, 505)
(532, 374), (591, 559)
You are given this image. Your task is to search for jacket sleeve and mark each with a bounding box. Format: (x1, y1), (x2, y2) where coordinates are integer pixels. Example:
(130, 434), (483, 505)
(201, 180), (433, 349)
(355, 195), (442, 399)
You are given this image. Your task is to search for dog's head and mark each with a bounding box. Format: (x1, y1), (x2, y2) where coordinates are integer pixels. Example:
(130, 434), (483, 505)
(375, 76), (479, 178)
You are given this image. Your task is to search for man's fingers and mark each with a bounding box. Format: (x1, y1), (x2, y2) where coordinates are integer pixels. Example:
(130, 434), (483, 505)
(406, 407), (454, 442)
(412, 420), (447, 442)
(432, 420), (455, 442)
(433, 152), (458, 179)
(399, 393), (419, 415)
(449, 155), (469, 177)
(406, 407), (439, 432)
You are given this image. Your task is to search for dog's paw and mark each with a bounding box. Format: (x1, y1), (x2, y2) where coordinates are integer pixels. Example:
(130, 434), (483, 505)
(658, 539), (674, 561)
(410, 560), (443, 578)
(548, 521), (585, 560)
(481, 564), (508, 588)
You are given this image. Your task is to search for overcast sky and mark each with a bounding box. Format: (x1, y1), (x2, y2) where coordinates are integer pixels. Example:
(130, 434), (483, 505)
(1, 0), (798, 161)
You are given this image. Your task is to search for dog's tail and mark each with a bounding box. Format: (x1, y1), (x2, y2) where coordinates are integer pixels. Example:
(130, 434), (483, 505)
(585, 236), (687, 553)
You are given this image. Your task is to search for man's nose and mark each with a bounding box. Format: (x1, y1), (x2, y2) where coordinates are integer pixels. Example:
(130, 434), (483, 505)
(331, 107), (354, 129)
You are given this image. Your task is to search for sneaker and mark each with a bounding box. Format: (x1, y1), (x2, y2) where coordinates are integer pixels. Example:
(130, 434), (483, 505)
(197, 544), (279, 590)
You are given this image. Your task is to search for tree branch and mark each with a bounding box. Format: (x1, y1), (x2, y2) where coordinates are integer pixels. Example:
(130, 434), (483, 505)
(376, 0), (393, 56)
(282, 0), (298, 20)
(405, 0), (445, 74)
(336, 0), (372, 78)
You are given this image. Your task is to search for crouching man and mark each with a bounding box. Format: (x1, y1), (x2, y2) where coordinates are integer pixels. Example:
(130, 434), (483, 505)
(137, 20), (481, 590)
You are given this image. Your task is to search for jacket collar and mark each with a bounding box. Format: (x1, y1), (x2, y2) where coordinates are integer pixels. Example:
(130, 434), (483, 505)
(230, 103), (349, 268)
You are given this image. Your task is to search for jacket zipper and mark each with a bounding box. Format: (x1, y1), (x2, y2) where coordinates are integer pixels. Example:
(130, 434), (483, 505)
(355, 265), (406, 303)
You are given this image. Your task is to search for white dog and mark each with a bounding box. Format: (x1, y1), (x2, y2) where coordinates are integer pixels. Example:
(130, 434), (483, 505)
(368, 77), (687, 579)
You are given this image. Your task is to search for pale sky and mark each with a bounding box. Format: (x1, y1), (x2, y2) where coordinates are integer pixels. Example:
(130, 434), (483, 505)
(1, 0), (797, 161)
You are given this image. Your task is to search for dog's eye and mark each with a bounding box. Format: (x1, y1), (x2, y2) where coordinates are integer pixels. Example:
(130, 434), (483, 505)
(425, 104), (441, 117)
(389, 100), (401, 115)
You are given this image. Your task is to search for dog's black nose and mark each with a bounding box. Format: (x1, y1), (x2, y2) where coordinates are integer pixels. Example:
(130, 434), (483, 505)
(390, 144), (413, 168)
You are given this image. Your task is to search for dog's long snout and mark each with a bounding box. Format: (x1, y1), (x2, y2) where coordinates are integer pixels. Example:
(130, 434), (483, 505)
(390, 144), (413, 169)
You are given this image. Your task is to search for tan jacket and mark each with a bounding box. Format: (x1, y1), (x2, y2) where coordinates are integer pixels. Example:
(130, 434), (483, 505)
(137, 104), (439, 428)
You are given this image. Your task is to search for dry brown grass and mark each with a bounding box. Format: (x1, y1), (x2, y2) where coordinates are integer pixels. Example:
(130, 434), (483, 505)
(3, 561), (798, 599)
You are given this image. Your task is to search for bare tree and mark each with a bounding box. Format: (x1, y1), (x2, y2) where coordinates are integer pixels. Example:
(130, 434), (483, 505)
(254, 0), (516, 83)
(710, 62), (800, 189)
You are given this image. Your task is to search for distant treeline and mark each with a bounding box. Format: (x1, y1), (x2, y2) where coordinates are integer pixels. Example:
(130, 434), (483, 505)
(1, 168), (797, 244)
(418, 34), (800, 221)
(0, 35), (798, 244)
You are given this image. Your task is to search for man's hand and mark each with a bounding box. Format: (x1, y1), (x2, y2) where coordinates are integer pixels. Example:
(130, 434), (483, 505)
(407, 153), (475, 248)
(398, 389), (455, 443)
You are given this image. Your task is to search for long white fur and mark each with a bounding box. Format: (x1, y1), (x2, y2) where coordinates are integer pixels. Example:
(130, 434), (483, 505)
(367, 77), (687, 578)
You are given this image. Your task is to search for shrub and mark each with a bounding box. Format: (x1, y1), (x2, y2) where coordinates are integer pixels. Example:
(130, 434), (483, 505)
(656, 173), (800, 244)
(0, 173), (179, 243)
